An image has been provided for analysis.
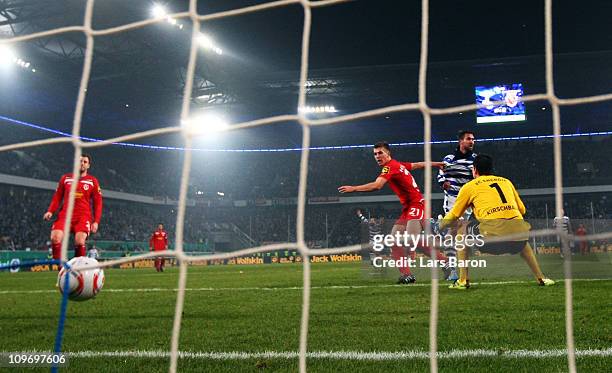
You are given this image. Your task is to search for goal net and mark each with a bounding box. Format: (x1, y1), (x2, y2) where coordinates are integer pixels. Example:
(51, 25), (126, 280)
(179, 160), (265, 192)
(1, 1), (611, 372)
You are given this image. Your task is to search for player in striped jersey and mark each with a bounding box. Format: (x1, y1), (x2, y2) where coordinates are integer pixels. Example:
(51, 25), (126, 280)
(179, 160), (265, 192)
(438, 130), (477, 215)
(437, 130), (476, 280)
(356, 209), (384, 243)
(553, 211), (573, 258)
(357, 209), (386, 269)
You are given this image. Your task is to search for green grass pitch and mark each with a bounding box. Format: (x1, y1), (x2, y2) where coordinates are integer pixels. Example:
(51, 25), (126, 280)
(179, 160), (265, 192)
(0, 254), (610, 372)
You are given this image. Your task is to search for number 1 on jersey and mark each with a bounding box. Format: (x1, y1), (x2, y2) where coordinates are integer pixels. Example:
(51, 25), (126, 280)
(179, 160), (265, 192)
(489, 183), (508, 203)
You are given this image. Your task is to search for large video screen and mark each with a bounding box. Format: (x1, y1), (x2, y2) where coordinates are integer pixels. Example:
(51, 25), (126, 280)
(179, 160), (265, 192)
(475, 83), (526, 124)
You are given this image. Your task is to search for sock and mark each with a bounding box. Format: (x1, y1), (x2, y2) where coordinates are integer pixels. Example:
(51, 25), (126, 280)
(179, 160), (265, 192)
(74, 244), (86, 257)
(458, 248), (469, 284)
(520, 242), (545, 280)
(444, 248), (457, 267)
(409, 249), (416, 262)
(391, 246), (412, 275)
(51, 242), (61, 260)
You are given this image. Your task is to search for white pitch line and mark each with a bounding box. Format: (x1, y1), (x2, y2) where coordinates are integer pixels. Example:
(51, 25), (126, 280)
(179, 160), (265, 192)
(4, 348), (612, 360)
(0, 278), (610, 295)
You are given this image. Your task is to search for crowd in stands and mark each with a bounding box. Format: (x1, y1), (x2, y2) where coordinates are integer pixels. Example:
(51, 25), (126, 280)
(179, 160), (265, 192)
(0, 136), (610, 200)
(0, 136), (610, 251)
(0, 187), (49, 250)
(0, 182), (609, 251)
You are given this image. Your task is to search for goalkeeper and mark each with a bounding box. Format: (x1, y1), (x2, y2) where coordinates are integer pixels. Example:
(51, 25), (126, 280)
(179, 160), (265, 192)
(440, 154), (555, 289)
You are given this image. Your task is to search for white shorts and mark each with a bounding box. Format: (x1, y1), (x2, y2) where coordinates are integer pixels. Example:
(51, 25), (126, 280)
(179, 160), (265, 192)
(443, 194), (472, 219)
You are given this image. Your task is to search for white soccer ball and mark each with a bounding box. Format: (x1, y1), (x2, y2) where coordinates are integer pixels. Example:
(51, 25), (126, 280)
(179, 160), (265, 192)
(57, 257), (105, 301)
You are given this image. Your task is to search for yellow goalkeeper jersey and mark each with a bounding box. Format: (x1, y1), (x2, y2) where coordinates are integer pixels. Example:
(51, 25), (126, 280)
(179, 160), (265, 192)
(444, 175), (529, 238)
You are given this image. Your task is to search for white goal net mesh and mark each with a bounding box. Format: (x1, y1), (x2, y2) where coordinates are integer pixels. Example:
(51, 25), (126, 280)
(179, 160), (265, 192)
(2, 1), (612, 372)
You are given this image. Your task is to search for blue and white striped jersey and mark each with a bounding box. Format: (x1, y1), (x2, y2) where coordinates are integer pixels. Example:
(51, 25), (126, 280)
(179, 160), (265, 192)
(437, 150), (477, 198)
(553, 216), (571, 234)
(359, 213), (383, 244)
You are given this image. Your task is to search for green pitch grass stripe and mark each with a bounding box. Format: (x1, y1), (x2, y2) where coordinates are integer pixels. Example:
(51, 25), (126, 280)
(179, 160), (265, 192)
(1, 278), (610, 295)
(6, 348), (611, 360)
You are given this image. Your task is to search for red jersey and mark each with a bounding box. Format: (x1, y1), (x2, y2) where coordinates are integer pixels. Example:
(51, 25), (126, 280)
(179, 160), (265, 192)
(47, 173), (103, 223)
(150, 230), (168, 251)
(378, 159), (424, 207)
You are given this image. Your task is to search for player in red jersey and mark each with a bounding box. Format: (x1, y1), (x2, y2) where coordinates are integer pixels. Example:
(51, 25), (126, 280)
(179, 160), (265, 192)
(43, 154), (103, 260)
(576, 224), (588, 255)
(149, 223), (169, 272)
(338, 142), (449, 284)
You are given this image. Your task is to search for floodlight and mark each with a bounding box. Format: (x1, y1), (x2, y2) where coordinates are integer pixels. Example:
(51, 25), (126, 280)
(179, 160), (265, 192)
(197, 34), (214, 49)
(0, 45), (16, 66)
(181, 113), (229, 136)
(151, 4), (167, 18)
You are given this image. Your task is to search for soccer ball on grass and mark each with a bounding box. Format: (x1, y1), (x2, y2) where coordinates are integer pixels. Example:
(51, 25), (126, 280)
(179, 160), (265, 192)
(57, 256), (105, 301)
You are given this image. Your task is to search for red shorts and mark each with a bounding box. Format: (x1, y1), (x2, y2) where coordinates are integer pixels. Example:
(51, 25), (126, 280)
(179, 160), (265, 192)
(396, 204), (425, 225)
(52, 215), (91, 236)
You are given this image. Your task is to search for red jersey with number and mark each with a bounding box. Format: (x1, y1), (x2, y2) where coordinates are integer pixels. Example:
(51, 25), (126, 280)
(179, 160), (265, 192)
(47, 173), (103, 223)
(379, 159), (424, 207)
(150, 230), (168, 251)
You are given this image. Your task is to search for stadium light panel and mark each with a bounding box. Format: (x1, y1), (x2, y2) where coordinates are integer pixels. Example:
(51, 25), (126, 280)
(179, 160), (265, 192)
(0, 46), (34, 72)
(151, 4), (167, 18)
(197, 34), (214, 48)
(196, 34), (223, 55)
(181, 113), (229, 137)
(299, 105), (338, 114)
(151, 4), (183, 28)
(0, 45), (16, 66)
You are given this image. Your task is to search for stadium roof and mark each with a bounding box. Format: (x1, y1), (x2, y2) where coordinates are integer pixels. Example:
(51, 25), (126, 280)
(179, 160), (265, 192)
(1, 0), (611, 147)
